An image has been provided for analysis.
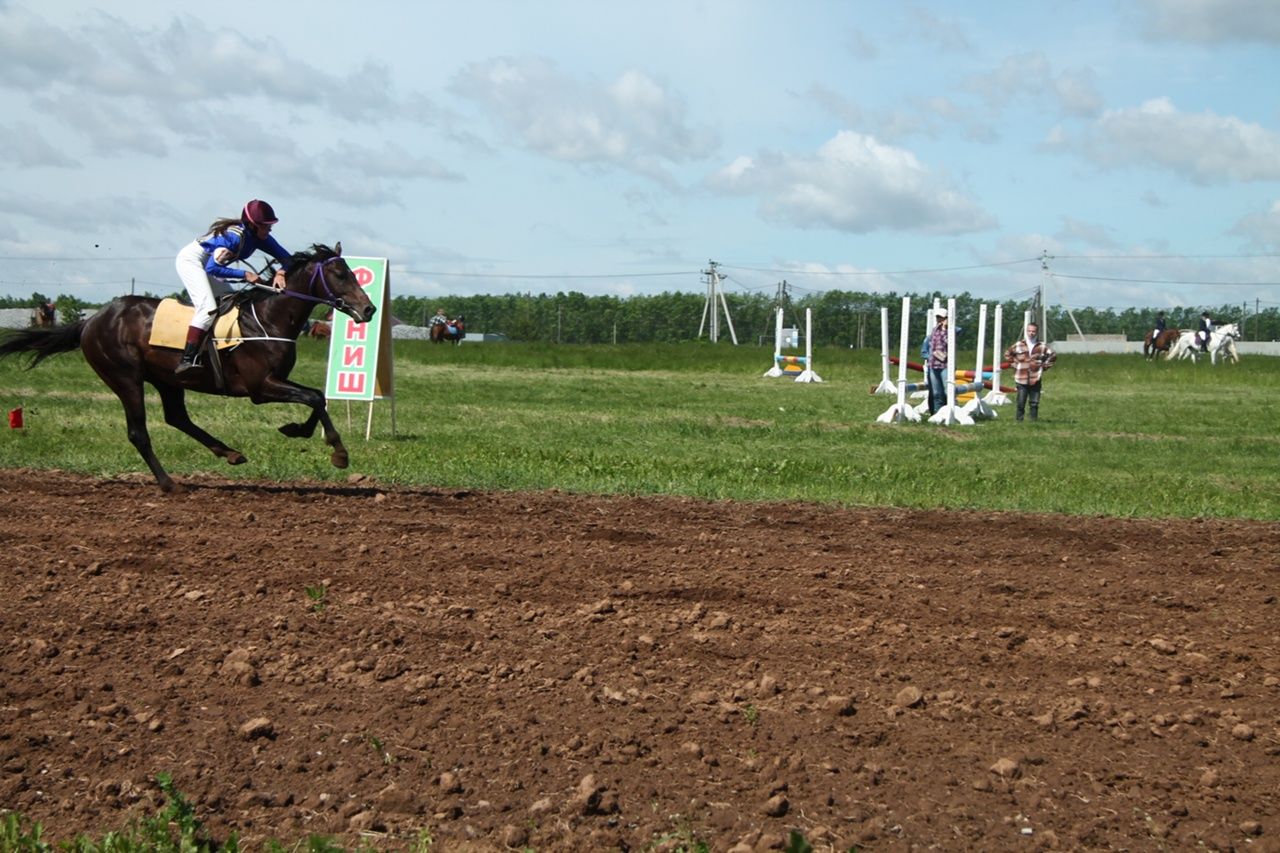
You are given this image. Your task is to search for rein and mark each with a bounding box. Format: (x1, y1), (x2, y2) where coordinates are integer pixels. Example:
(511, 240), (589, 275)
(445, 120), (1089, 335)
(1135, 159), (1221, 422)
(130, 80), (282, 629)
(267, 255), (352, 313)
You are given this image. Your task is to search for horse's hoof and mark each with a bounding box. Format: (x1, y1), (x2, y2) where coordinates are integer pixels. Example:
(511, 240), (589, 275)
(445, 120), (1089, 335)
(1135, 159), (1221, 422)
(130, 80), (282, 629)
(226, 452), (247, 466)
(331, 451), (350, 469)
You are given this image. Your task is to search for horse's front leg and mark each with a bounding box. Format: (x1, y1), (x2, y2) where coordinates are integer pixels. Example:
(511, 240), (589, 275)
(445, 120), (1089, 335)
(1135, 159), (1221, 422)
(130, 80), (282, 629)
(253, 378), (349, 469)
(156, 383), (247, 466)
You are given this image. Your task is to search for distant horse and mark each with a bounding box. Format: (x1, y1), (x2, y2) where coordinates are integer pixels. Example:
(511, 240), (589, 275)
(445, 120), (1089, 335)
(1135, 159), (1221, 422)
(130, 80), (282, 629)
(30, 303), (56, 328)
(430, 315), (465, 344)
(307, 320), (332, 339)
(1167, 322), (1240, 365)
(0, 243), (376, 492)
(1143, 328), (1180, 360)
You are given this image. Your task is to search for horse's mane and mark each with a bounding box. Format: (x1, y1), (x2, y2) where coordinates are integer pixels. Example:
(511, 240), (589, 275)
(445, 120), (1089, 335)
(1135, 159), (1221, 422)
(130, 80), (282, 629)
(287, 244), (341, 267)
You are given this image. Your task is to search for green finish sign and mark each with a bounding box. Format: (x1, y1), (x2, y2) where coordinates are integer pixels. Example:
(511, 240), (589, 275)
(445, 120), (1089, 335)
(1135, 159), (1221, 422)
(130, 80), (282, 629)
(324, 256), (394, 401)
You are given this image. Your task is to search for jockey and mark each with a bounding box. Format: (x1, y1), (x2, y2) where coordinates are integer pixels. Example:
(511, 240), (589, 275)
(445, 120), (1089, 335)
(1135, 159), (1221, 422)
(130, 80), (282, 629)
(1197, 311), (1213, 353)
(174, 199), (292, 373)
(1152, 311), (1166, 347)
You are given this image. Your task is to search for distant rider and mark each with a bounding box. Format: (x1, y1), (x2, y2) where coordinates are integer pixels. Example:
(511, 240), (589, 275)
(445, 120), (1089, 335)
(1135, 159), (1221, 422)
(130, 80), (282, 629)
(1197, 311), (1213, 353)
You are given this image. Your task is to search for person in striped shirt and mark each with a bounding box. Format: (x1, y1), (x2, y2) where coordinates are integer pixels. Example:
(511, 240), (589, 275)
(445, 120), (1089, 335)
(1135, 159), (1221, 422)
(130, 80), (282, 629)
(1003, 322), (1057, 422)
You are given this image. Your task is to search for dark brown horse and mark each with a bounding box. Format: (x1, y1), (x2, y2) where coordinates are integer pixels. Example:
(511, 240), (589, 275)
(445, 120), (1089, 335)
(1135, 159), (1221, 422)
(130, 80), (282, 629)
(429, 315), (465, 344)
(0, 243), (375, 492)
(1143, 328), (1180, 360)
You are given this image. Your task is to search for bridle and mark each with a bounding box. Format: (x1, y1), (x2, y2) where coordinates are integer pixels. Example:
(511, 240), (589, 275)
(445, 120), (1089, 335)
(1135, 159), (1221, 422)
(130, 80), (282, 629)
(270, 254), (356, 315)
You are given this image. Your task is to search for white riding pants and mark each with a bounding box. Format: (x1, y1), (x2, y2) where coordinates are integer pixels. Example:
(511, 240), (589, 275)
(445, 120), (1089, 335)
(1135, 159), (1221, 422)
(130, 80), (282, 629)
(175, 241), (234, 331)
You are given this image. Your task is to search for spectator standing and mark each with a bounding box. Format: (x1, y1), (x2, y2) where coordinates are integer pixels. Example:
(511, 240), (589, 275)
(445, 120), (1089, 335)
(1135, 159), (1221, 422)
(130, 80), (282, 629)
(1003, 321), (1057, 422)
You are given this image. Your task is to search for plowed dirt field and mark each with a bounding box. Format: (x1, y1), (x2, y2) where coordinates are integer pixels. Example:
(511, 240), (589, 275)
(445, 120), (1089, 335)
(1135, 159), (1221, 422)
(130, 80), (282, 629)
(2, 470), (1278, 851)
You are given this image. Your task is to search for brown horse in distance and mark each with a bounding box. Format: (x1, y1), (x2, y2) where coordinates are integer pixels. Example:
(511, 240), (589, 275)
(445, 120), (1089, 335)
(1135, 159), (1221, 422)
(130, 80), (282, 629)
(0, 244), (375, 492)
(430, 315), (466, 344)
(30, 302), (56, 328)
(1143, 328), (1180, 360)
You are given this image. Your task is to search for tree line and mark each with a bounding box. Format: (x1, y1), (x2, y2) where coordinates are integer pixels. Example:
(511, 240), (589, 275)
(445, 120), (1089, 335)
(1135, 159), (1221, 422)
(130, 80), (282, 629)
(4, 290), (1277, 345)
(390, 291), (1280, 346)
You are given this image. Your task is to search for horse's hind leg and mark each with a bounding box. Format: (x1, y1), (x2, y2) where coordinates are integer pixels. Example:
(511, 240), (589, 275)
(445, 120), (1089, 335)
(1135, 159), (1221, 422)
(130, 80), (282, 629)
(155, 383), (247, 466)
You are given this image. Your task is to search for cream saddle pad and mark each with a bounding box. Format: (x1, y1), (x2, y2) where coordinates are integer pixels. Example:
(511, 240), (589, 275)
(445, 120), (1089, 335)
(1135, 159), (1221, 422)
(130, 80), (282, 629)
(149, 299), (242, 351)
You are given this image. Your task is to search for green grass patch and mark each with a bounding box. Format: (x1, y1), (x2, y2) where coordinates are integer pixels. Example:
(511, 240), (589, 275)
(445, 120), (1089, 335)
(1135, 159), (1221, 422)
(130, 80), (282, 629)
(2, 338), (1277, 519)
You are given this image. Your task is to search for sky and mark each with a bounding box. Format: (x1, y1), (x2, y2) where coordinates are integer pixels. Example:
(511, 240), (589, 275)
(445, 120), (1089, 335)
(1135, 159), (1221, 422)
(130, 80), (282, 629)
(1, 0), (1279, 315)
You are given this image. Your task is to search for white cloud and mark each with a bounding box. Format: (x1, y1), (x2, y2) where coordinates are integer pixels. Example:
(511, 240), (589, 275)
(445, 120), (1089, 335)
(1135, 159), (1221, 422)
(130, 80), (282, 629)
(1056, 216), (1121, 250)
(708, 130), (995, 235)
(451, 57), (718, 185)
(1230, 199), (1280, 248)
(1081, 98), (1280, 183)
(906, 6), (973, 53)
(1140, 0), (1280, 43)
(0, 121), (79, 167)
(964, 53), (1102, 118)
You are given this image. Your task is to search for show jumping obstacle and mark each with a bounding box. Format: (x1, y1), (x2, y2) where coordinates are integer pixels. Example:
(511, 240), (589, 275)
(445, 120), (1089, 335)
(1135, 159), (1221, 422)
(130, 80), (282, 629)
(876, 297), (1011, 427)
(764, 307), (822, 383)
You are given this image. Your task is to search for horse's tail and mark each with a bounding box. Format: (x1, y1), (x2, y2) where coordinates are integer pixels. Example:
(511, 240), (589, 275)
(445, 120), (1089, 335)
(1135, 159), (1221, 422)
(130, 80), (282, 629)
(0, 322), (85, 368)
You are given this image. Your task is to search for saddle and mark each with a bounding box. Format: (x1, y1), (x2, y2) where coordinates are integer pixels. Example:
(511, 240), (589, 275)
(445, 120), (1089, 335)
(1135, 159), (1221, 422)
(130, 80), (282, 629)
(150, 299), (244, 351)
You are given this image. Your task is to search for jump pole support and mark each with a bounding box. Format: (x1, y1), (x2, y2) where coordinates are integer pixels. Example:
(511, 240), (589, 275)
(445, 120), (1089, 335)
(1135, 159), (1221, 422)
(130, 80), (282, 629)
(877, 297), (920, 423)
(794, 308), (821, 383)
(928, 297), (975, 426)
(960, 303), (996, 420)
(872, 305), (895, 394)
(763, 307), (786, 378)
(984, 303), (1010, 406)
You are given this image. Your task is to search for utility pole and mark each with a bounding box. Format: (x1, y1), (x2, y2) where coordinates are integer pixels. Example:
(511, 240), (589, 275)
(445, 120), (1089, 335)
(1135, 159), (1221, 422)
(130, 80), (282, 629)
(1040, 250), (1084, 340)
(697, 260), (738, 344)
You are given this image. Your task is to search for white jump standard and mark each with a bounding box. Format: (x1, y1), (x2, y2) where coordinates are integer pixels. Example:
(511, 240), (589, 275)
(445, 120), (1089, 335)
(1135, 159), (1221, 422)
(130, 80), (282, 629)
(872, 305), (895, 395)
(876, 297), (922, 423)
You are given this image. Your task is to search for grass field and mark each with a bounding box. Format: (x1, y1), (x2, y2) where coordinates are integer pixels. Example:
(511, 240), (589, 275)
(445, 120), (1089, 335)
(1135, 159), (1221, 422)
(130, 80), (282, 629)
(1, 337), (1277, 520)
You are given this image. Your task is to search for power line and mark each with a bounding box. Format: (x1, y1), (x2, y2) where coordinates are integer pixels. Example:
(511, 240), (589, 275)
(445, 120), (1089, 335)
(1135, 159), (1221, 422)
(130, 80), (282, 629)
(1053, 252), (1280, 261)
(399, 269), (695, 280)
(719, 257), (1040, 276)
(1051, 272), (1280, 287)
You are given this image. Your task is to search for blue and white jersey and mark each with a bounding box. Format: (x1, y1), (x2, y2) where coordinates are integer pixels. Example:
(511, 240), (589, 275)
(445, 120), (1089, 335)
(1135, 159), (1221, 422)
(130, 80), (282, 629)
(196, 225), (291, 280)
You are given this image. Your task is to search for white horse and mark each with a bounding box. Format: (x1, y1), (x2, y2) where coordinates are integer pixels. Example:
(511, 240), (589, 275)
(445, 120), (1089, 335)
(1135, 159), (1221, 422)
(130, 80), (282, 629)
(1167, 322), (1240, 364)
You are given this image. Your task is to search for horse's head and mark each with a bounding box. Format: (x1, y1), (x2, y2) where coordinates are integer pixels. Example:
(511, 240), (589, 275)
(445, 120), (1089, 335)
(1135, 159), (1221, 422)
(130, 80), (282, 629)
(1222, 323), (1240, 340)
(287, 243), (376, 324)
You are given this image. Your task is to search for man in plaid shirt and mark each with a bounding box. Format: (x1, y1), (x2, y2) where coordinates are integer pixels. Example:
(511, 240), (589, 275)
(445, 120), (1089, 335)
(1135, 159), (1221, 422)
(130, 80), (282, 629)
(1003, 322), (1057, 422)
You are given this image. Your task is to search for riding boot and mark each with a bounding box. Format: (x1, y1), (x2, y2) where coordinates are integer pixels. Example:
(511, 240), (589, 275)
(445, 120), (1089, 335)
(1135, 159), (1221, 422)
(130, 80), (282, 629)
(175, 342), (203, 374)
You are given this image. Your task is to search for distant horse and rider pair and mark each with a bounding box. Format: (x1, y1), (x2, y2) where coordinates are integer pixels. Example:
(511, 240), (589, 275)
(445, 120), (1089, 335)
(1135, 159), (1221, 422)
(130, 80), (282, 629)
(1144, 323), (1240, 364)
(430, 310), (465, 344)
(30, 302), (56, 328)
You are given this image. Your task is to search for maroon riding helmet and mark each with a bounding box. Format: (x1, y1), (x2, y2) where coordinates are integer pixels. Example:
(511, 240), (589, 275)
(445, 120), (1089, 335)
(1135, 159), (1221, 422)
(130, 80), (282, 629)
(242, 199), (279, 228)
